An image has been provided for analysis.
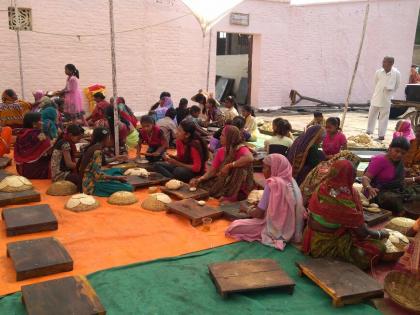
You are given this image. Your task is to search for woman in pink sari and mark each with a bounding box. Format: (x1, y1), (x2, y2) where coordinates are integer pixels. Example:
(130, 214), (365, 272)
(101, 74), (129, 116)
(59, 64), (84, 123)
(393, 120), (415, 142)
(226, 154), (305, 250)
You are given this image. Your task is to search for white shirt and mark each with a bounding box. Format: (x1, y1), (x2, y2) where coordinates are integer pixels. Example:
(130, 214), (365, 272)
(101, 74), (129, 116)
(223, 107), (239, 122)
(371, 67), (401, 108)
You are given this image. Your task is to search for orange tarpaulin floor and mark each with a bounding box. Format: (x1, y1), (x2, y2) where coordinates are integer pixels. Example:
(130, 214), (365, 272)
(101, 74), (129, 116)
(0, 163), (234, 296)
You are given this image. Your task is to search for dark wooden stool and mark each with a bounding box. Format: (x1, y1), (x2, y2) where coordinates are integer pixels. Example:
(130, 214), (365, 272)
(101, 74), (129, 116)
(166, 198), (222, 226)
(22, 275), (106, 315)
(127, 172), (169, 190)
(161, 184), (209, 200)
(0, 190), (41, 207)
(2, 204), (57, 236)
(296, 258), (383, 307)
(209, 259), (295, 298)
(7, 237), (73, 281)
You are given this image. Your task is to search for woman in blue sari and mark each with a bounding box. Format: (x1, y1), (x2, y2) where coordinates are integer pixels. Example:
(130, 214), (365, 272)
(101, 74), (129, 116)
(41, 106), (58, 139)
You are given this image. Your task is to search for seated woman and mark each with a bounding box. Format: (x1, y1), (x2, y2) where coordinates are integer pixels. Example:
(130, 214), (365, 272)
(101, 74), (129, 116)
(103, 105), (129, 155)
(185, 106), (210, 138)
(242, 105), (259, 142)
(202, 98), (225, 128)
(362, 137), (419, 214)
(115, 97), (138, 127)
(176, 98), (189, 124)
(154, 119), (208, 182)
(41, 106), (59, 140)
(0, 89), (32, 128)
(395, 218), (420, 273)
(86, 92), (110, 126)
(137, 115), (168, 162)
(393, 120), (415, 142)
(226, 154), (305, 250)
(0, 125), (12, 157)
(156, 108), (177, 147)
(300, 151), (360, 206)
(51, 125), (84, 191)
(287, 125), (325, 185)
(154, 96), (174, 122)
(190, 125), (254, 202)
(322, 117), (347, 159)
(264, 117), (293, 152)
(209, 116), (249, 153)
(303, 160), (388, 270)
(14, 113), (52, 179)
(31, 90), (45, 112)
(79, 127), (133, 197)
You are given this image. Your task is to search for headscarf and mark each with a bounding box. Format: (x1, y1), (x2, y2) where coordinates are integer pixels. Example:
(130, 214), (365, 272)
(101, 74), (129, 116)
(1, 90), (17, 104)
(41, 107), (58, 139)
(308, 160), (364, 228)
(225, 154), (304, 250)
(32, 90), (45, 103)
(287, 125), (324, 178)
(393, 120), (415, 142)
(223, 125), (245, 164)
(155, 97), (173, 121)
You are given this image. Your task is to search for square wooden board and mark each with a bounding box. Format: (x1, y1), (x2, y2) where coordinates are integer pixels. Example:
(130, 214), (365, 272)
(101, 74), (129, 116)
(22, 275), (106, 315)
(166, 198), (223, 226)
(209, 259), (295, 298)
(218, 202), (251, 221)
(2, 204), (58, 236)
(296, 258), (383, 307)
(127, 172), (169, 190)
(7, 237), (73, 281)
(160, 183), (209, 200)
(363, 209), (392, 227)
(0, 189), (41, 207)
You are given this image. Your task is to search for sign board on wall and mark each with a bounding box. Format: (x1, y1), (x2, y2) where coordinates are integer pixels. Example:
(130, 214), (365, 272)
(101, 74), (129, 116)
(230, 13), (249, 26)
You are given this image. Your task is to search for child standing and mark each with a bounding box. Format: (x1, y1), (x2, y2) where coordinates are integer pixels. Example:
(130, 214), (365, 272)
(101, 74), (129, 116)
(307, 111), (326, 129)
(137, 115), (168, 162)
(322, 117), (347, 159)
(242, 105), (259, 142)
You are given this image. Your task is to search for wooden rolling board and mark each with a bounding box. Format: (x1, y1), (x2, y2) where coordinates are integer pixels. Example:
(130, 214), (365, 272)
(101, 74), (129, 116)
(22, 275), (106, 315)
(209, 259), (295, 298)
(2, 204), (57, 236)
(363, 208), (393, 227)
(160, 183), (209, 200)
(0, 189), (41, 207)
(0, 157), (12, 169)
(166, 198), (223, 226)
(218, 202), (251, 221)
(110, 161), (138, 170)
(127, 172), (169, 190)
(296, 258), (383, 307)
(7, 237), (73, 281)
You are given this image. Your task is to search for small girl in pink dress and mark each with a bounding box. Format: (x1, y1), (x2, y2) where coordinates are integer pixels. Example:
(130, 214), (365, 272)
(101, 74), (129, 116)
(61, 64), (85, 123)
(322, 117), (347, 159)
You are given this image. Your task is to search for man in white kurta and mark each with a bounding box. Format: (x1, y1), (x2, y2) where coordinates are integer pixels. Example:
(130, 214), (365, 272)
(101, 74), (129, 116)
(366, 57), (401, 140)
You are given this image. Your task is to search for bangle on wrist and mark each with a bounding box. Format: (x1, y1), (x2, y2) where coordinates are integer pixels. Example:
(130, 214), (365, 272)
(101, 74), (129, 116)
(413, 177), (416, 183)
(377, 230), (381, 239)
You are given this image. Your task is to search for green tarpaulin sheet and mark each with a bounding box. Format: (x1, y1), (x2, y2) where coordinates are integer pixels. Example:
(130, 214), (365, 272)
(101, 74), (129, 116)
(0, 242), (381, 314)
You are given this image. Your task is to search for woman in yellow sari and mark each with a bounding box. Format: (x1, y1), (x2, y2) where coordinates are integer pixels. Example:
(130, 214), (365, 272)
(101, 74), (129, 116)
(0, 89), (32, 128)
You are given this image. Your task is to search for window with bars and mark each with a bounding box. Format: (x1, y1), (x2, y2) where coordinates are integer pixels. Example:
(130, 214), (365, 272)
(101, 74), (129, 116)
(8, 7), (32, 31)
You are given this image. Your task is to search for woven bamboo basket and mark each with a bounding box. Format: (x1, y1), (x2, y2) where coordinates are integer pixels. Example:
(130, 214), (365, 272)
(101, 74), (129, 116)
(384, 271), (420, 313)
(0, 175), (32, 192)
(47, 181), (78, 196)
(141, 193), (171, 212)
(108, 191), (138, 205)
(65, 194), (100, 212)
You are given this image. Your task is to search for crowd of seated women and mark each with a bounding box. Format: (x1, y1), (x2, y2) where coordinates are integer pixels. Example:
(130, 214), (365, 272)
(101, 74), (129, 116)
(2, 85), (420, 274)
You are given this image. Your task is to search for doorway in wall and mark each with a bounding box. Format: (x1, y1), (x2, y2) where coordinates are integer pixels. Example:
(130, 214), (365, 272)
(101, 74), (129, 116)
(215, 32), (253, 106)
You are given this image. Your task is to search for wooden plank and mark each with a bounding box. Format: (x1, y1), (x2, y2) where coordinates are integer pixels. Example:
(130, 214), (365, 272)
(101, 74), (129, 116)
(363, 209), (393, 227)
(0, 157), (12, 169)
(7, 237), (73, 281)
(22, 275), (106, 315)
(161, 183), (209, 200)
(0, 189), (41, 207)
(166, 198), (223, 226)
(218, 202), (251, 221)
(126, 172), (169, 190)
(209, 259), (295, 298)
(296, 258), (383, 307)
(2, 204), (58, 236)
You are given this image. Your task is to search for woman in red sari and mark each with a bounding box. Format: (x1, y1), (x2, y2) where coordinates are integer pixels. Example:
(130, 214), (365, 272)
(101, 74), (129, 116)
(303, 160), (388, 269)
(14, 113), (52, 179)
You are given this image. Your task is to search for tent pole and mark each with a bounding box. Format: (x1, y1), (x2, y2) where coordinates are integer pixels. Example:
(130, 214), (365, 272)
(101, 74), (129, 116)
(206, 29), (212, 91)
(14, 0), (25, 99)
(108, 0), (120, 155)
(341, 1), (370, 130)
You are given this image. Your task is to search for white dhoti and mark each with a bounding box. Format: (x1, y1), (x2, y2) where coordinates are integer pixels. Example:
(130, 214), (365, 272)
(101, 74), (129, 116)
(366, 104), (391, 138)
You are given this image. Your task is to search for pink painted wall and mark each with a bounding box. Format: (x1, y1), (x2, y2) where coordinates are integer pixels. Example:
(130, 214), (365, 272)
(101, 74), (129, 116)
(0, 0), (418, 112)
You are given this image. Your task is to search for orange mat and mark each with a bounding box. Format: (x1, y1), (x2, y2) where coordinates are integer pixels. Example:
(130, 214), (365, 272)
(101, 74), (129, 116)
(0, 163), (234, 296)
